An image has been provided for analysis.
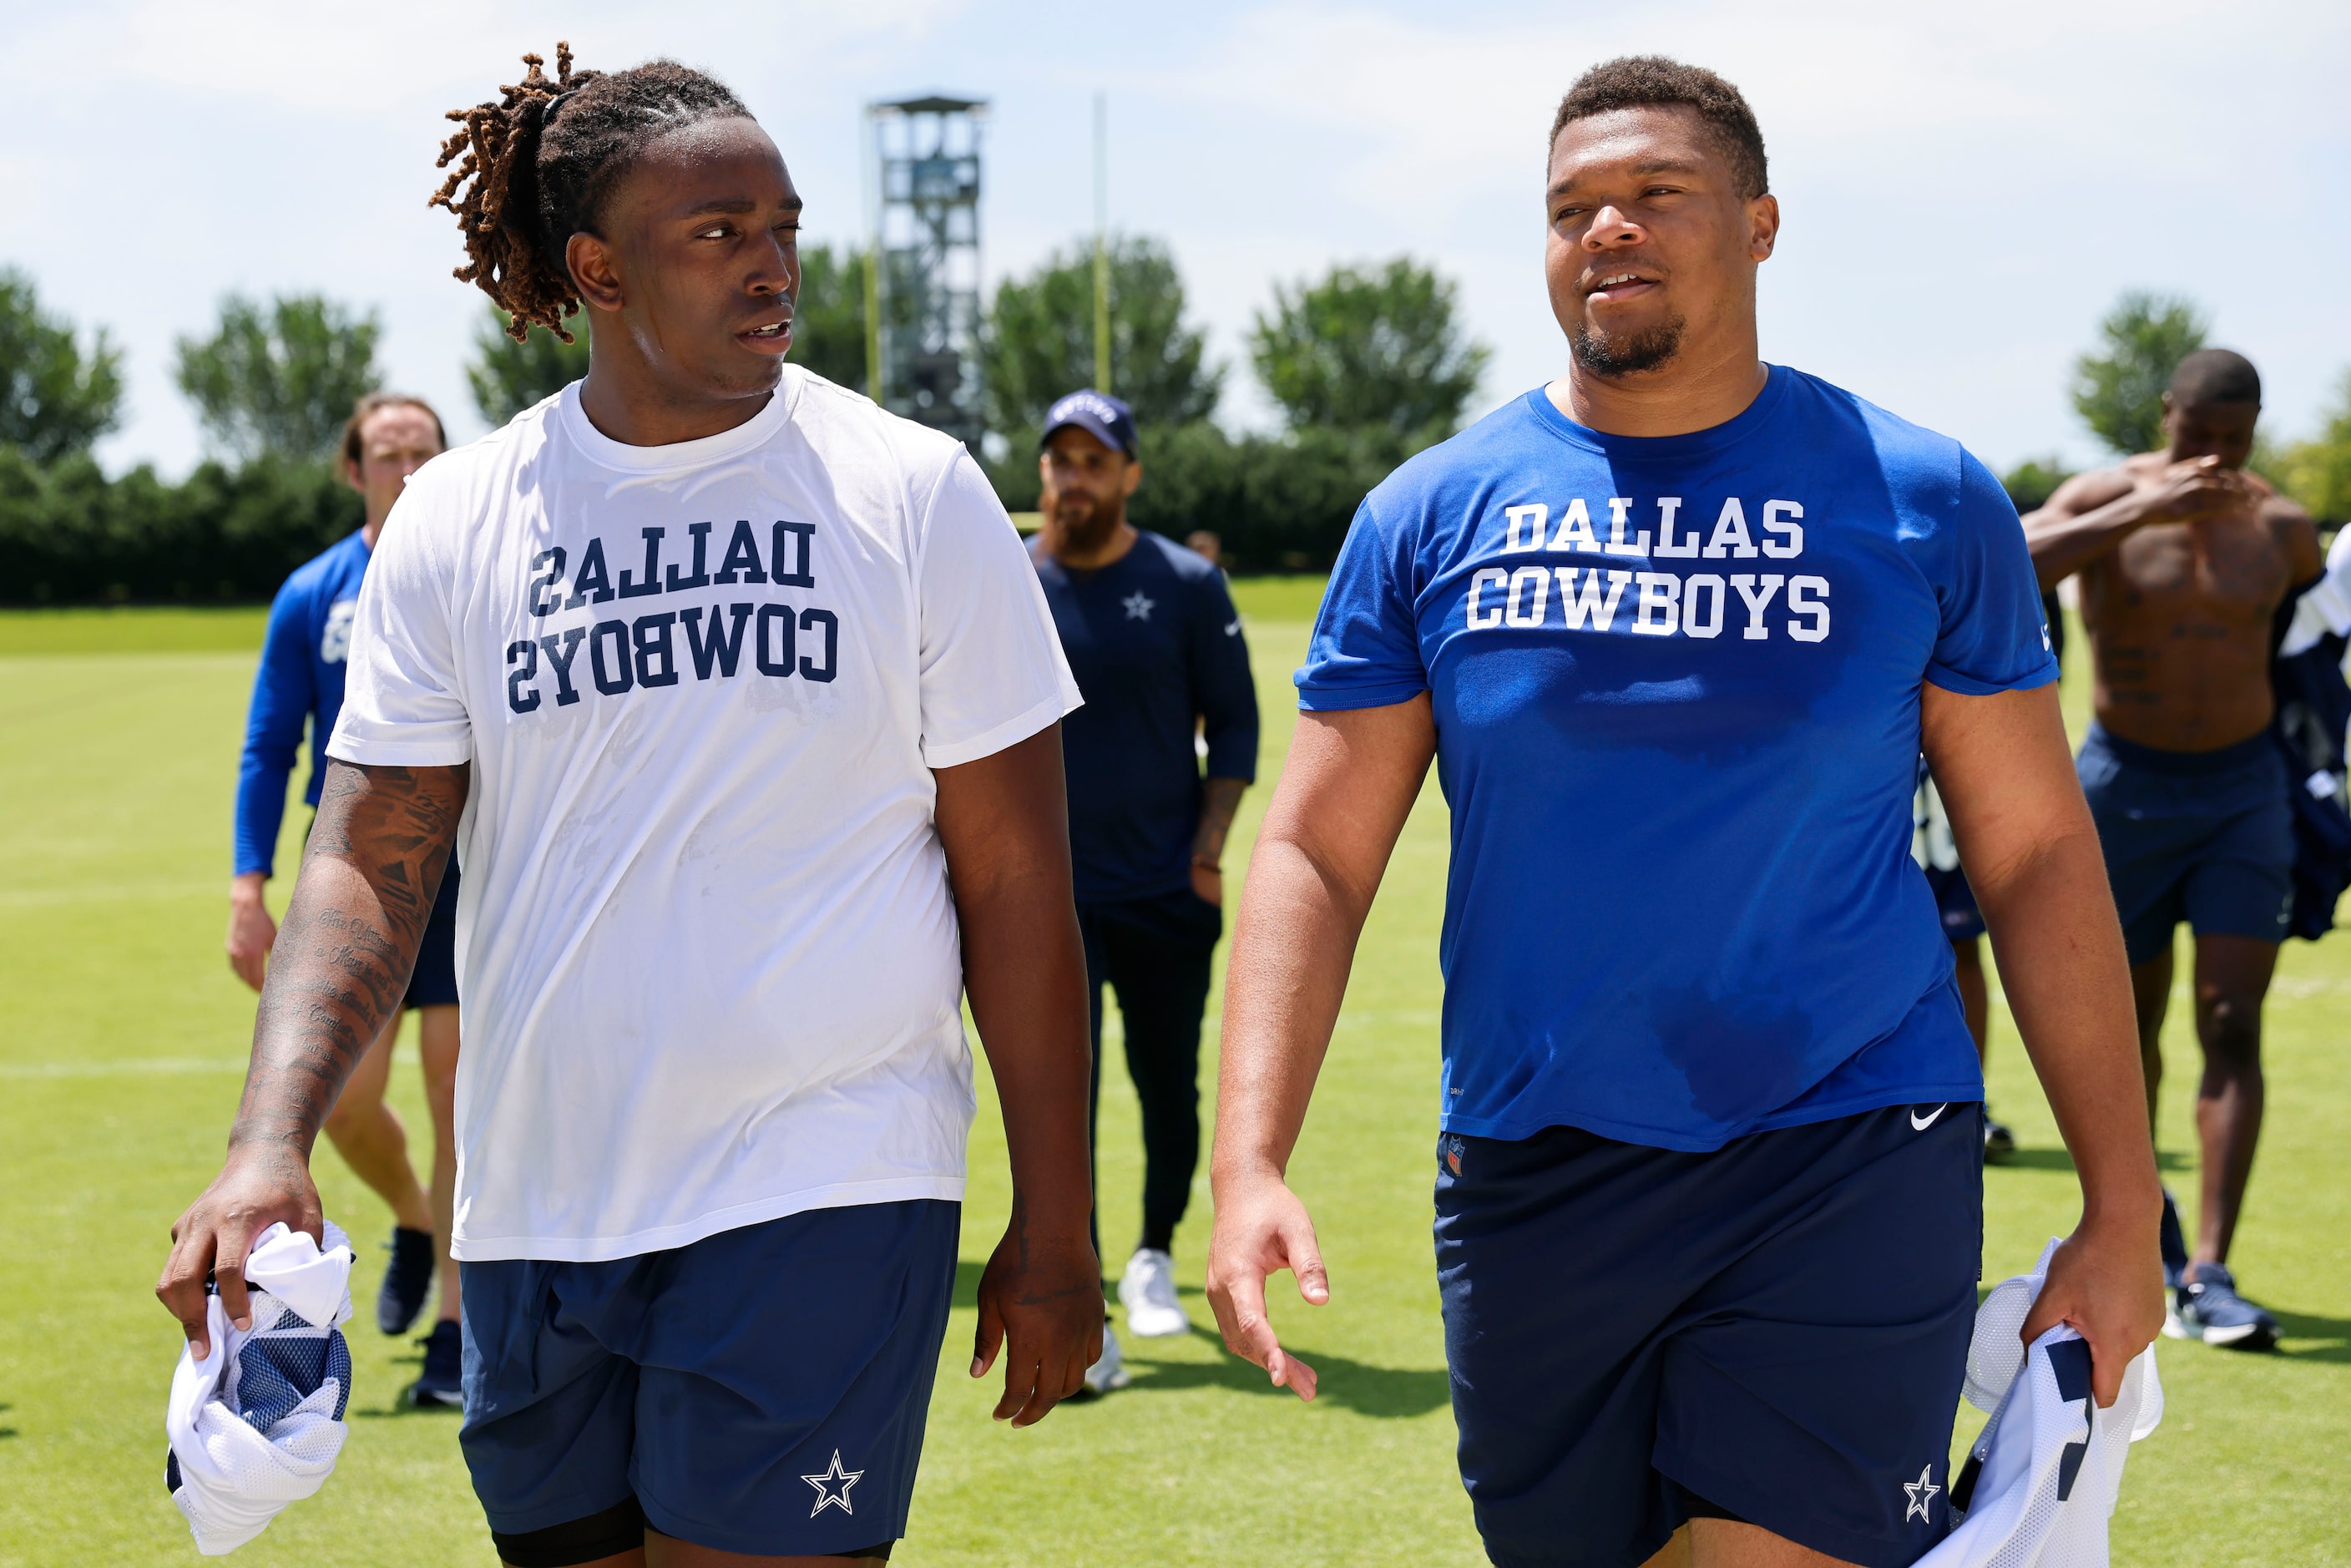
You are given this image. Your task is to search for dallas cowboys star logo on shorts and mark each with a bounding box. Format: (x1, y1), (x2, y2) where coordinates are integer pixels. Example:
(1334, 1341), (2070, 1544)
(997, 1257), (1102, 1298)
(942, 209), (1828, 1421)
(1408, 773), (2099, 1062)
(803, 1449), (863, 1516)
(1903, 1462), (1940, 1523)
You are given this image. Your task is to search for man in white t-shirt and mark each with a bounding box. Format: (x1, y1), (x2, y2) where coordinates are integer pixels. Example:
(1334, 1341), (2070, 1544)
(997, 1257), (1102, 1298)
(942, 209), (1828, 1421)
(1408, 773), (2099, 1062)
(158, 51), (1100, 1566)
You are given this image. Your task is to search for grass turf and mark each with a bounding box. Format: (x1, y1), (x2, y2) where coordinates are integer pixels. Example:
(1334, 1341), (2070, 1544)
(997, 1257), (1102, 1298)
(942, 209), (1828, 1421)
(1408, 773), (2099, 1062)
(0, 591), (2343, 1566)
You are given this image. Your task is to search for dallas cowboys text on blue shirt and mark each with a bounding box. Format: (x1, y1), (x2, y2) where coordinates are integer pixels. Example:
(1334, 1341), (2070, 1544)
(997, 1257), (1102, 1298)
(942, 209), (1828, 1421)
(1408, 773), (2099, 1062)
(1299, 366), (2059, 1152)
(503, 518), (838, 712)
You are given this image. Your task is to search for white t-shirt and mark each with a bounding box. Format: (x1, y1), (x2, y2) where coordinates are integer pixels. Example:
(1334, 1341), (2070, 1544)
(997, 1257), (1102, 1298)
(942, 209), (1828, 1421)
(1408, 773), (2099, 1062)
(327, 370), (1080, 1262)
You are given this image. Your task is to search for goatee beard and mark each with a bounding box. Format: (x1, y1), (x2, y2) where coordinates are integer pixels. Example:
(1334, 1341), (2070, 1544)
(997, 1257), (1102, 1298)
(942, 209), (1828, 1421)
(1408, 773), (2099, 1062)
(1570, 314), (1686, 377)
(1055, 497), (1122, 553)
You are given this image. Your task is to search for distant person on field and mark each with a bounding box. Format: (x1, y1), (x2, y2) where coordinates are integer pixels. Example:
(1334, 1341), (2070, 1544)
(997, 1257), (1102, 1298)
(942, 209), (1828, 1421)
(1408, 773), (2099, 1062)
(229, 391), (466, 1405)
(1185, 529), (1224, 570)
(1029, 392), (1258, 1393)
(2025, 348), (2322, 1351)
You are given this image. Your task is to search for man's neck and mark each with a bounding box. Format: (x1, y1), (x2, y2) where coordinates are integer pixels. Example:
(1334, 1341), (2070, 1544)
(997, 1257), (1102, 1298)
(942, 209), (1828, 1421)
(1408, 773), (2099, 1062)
(577, 356), (773, 449)
(1545, 326), (1767, 438)
(361, 515), (385, 551)
(1044, 516), (1139, 571)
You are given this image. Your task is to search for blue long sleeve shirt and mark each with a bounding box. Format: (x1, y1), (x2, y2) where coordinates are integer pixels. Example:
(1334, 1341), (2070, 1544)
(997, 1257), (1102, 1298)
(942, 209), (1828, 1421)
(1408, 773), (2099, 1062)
(235, 531), (372, 878)
(1032, 529), (1259, 903)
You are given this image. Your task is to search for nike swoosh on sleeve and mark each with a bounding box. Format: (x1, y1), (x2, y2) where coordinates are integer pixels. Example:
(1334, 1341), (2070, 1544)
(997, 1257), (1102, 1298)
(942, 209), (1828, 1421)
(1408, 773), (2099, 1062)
(1224, 619), (1241, 635)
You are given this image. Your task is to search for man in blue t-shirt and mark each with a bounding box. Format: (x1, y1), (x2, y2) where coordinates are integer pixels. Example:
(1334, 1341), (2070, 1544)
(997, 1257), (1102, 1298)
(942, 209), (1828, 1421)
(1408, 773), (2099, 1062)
(1204, 58), (2164, 1568)
(230, 392), (468, 1405)
(1029, 391), (1258, 1392)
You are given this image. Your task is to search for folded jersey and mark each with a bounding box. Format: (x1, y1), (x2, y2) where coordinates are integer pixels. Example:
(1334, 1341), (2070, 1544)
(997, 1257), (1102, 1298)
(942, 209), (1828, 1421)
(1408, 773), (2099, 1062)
(164, 1221), (356, 1555)
(1919, 1238), (2163, 1568)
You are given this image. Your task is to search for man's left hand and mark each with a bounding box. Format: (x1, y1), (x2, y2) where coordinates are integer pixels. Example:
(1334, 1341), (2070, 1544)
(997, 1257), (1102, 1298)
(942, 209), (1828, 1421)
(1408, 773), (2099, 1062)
(2019, 1206), (2166, 1408)
(1191, 862), (1222, 906)
(969, 1209), (1100, 1427)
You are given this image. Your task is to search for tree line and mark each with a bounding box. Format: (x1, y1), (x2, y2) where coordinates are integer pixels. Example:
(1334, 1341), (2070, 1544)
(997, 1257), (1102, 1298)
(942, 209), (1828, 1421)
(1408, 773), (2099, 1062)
(2, 252), (2344, 604)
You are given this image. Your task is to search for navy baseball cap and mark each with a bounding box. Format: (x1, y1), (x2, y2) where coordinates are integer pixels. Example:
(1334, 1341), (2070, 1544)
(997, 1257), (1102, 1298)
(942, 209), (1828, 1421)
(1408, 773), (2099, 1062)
(1040, 390), (1138, 457)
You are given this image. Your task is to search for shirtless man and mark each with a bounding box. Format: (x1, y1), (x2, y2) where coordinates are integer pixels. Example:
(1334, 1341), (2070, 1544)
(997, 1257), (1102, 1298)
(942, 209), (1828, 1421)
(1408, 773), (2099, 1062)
(2026, 348), (2321, 1350)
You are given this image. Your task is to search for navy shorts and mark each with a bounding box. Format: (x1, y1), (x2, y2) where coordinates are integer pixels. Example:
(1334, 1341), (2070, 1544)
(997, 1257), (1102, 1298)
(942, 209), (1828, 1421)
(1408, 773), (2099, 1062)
(1436, 1103), (1983, 1568)
(403, 860), (461, 1009)
(458, 1201), (958, 1563)
(1923, 864), (1985, 943)
(2077, 724), (2293, 966)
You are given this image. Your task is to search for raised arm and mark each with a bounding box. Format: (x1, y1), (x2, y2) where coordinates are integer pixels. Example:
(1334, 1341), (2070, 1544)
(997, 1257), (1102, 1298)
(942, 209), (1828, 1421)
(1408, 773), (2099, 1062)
(1920, 680), (2164, 1404)
(1205, 696), (1435, 1399)
(2268, 493), (2324, 589)
(932, 725), (1100, 1428)
(160, 758), (468, 1354)
(2024, 459), (2251, 589)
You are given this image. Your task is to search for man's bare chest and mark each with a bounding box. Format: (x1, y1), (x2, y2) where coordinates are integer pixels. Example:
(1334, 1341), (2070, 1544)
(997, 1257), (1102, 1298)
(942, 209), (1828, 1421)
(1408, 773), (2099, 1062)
(2102, 516), (2288, 623)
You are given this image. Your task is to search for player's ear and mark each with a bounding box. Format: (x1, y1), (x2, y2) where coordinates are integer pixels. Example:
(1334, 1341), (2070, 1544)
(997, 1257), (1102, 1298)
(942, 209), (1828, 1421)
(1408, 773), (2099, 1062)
(1747, 193), (1780, 262)
(569, 232), (626, 314)
(341, 455), (365, 496)
(1121, 458), (1143, 498)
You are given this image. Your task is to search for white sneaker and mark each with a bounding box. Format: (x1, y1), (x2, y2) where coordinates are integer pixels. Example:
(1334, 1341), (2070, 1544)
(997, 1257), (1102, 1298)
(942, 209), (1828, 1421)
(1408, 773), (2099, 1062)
(1082, 1321), (1130, 1395)
(1120, 1247), (1191, 1338)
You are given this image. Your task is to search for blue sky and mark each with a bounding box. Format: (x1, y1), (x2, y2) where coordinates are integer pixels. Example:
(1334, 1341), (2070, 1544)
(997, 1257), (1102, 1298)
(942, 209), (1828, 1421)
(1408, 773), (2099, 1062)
(5, 0), (2345, 478)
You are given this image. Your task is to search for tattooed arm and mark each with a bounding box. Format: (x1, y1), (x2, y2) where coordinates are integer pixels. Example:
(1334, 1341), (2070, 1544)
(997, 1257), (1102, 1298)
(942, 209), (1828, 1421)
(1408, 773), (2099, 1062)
(933, 726), (1100, 1427)
(158, 759), (468, 1355)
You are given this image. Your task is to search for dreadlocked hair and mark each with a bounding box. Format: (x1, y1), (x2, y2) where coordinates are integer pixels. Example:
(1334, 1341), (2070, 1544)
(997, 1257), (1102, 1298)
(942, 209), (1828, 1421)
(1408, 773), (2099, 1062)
(432, 44), (751, 342)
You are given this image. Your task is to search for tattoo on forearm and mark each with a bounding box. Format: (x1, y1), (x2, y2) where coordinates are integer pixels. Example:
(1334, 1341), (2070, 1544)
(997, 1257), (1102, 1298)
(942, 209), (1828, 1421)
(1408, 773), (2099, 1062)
(232, 761), (468, 1154)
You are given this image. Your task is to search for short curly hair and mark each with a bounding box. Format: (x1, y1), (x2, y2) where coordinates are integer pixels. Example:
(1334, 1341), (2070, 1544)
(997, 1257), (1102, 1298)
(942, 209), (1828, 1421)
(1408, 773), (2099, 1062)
(429, 44), (752, 342)
(1550, 57), (1768, 200)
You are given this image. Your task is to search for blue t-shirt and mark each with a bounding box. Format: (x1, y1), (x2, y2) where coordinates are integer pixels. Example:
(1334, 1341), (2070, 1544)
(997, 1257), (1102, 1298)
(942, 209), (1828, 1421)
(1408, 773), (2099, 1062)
(1034, 530), (1259, 903)
(235, 530), (372, 877)
(1299, 367), (2058, 1151)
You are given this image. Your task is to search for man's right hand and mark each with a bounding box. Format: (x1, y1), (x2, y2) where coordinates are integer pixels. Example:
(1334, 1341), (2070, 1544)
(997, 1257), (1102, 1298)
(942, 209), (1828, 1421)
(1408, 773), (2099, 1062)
(2148, 455), (2252, 524)
(225, 873), (276, 992)
(1205, 1167), (1329, 1401)
(157, 1144), (321, 1358)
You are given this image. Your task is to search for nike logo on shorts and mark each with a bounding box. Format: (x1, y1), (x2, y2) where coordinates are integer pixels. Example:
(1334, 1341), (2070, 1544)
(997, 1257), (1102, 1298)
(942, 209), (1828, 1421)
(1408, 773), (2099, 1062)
(1910, 1104), (1949, 1131)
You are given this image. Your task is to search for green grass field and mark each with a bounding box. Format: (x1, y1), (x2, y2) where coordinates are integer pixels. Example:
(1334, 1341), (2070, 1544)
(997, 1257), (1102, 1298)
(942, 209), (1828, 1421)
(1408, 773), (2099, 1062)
(0, 586), (2343, 1566)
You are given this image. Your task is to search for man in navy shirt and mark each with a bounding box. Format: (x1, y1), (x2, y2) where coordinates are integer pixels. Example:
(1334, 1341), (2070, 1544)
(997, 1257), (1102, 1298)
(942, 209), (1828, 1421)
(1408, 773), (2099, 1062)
(1029, 392), (1257, 1393)
(230, 392), (468, 1405)
(1205, 58), (2163, 1568)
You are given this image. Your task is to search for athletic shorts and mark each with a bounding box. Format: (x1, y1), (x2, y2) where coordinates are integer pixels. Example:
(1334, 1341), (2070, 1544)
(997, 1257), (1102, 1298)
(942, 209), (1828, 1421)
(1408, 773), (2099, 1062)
(1923, 863), (1985, 943)
(403, 861), (461, 1010)
(1435, 1103), (1983, 1568)
(2076, 723), (2293, 966)
(458, 1200), (958, 1565)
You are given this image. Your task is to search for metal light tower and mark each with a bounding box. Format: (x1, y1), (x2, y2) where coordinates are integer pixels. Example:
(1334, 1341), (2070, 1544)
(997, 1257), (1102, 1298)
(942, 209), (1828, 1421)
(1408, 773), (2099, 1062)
(865, 94), (988, 446)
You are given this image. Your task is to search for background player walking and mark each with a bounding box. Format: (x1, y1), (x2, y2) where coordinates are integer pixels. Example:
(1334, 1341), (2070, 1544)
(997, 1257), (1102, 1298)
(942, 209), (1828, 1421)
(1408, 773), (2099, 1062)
(1027, 391), (1257, 1391)
(230, 391), (467, 1405)
(1206, 57), (2164, 1568)
(162, 48), (1099, 1566)
(2025, 349), (2322, 1351)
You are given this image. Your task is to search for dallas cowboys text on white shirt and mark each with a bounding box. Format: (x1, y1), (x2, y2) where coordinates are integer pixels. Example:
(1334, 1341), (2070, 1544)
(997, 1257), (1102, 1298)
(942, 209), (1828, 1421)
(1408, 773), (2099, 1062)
(1464, 494), (1829, 643)
(504, 518), (837, 712)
